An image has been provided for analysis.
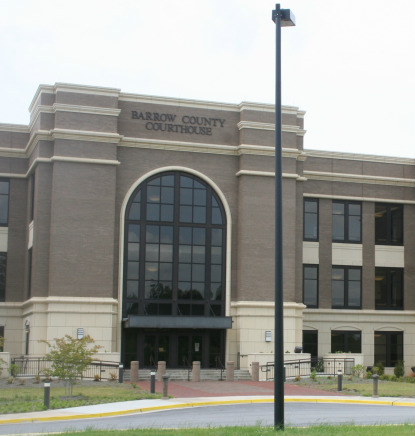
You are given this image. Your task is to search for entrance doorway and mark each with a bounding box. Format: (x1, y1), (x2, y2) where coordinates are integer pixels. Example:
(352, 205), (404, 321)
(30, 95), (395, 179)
(123, 329), (225, 369)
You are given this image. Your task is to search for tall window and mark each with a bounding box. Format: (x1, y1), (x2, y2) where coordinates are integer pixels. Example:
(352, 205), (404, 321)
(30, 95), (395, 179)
(0, 253), (6, 302)
(332, 201), (361, 243)
(331, 331), (361, 353)
(0, 180), (9, 226)
(303, 330), (318, 358)
(303, 265), (318, 308)
(374, 331), (403, 367)
(332, 266), (361, 309)
(303, 198), (318, 241)
(123, 172), (226, 318)
(375, 203), (403, 245)
(375, 268), (403, 310)
(0, 326), (3, 352)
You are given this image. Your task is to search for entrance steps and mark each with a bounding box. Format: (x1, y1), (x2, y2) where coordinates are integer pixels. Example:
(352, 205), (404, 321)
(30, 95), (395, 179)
(123, 368), (251, 382)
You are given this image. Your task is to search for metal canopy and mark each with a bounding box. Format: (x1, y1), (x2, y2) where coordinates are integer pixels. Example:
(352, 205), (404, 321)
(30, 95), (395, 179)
(125, 315), (232, 329)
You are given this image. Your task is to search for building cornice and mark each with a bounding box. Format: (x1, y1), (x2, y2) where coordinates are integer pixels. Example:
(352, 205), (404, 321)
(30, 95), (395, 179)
(306, 149), (415, 166)
(304, 170), (415, 187)
(237, 121), (306, 136)
(52, 103), (121, 117)
(303, 193), (415, 205)
(236, 170), (307, 181)
(0, 124), (29, 133)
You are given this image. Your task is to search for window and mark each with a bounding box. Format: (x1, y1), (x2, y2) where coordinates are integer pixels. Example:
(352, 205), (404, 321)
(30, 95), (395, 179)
(303, 198), (318, 241)
(0, 253), (6, 302)
(375, 268), (403, 310)
(0, 180), (9, 226)
(375, 203), (403, 245)
(332, 201), (361, 243)
(374, 331), (403, 367)
(332, 266), (361, 309)
(123, 172), (226, 318)
(303, 265), (318, 308)
(0, 326), (3, 352)
(303, 330), (318, 358)
(27, 248), (33, 299)
(331, 331), (361, 353)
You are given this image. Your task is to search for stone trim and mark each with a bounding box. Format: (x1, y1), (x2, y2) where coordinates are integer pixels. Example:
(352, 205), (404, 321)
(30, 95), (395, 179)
(303, 193), (415, 205)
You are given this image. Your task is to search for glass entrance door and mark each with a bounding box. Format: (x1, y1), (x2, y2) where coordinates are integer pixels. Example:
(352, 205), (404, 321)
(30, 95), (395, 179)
(144, 334), (170, 367)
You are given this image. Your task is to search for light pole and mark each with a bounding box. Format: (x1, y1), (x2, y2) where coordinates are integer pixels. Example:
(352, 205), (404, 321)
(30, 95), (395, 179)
(272, 4), (295, 431)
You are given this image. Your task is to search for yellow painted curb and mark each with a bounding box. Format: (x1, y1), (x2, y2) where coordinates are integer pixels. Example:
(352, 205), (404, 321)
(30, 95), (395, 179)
(0, 397), (413, 425)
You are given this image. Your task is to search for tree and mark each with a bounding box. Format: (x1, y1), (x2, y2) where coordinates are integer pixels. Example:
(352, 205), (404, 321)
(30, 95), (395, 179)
(42, 335), (102, 396)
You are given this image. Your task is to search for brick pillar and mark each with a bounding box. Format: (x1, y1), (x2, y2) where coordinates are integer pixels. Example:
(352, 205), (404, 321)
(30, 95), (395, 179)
(251, 362), (259, 382)
(130, 361), (139, 383)
(226, 361), (235, 381)
(157, 361), (166, 382)
(192, 361), (201, 382)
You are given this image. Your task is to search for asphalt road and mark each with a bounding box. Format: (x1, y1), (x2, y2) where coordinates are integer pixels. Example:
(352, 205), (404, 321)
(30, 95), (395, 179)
(0, 402), (414, 435)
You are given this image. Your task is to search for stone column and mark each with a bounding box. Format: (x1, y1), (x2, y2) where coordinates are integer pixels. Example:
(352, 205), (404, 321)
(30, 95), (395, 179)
(130, 361), (139, 383)
(192, 361), (201, 382)
(157, 361), (166, 382)
(226, 361), (235, 382)
(251, 362), (259, 382)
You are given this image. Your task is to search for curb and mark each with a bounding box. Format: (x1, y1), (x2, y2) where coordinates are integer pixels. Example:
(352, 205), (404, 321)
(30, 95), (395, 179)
(0, 396), (414, 425)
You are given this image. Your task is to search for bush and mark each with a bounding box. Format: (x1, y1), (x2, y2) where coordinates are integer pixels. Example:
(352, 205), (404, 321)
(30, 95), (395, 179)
(310, 370), (317, 382)
(394, 360), (404, 378)
(9, 363), (19, 377)
(351, 364), (366, 378)
(373, 362), (385, 375)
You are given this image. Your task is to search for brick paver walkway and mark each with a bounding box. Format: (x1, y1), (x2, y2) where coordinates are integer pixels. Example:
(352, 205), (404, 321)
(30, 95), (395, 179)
(135, 380), (345, 398)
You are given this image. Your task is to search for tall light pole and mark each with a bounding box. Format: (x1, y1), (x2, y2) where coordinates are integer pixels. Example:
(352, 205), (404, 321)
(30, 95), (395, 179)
(272, 4), (295, 431)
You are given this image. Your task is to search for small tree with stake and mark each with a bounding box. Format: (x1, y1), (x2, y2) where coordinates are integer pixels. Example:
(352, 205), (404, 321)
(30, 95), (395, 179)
(42, 335), (102, 396)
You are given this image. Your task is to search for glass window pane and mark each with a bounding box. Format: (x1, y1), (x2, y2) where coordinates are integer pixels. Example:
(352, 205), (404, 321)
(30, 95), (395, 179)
(162, 175), (174, 186)
(128, 224), (140, 242)
(147, 186), (160, 203)
(160, 226), (173, 243)
(332, 215), (344, 240)
(192, 245), (205, 263)
(178, 304), (191, 315)
(180, 205), (192, 222)
(192, 264), (205, 282)
(160, 244), (173, 262)
(191, 283), (204, 299)
(178, 283), (191, 299)
(159, 263), (172, 281)
(304, 266), (317, 280)
(304, 200), (317, 213)
(160, 205), (174, 222)
(180, 188), (193, 205)
(210, 283), (222, 300)
(159, 304), (172, 315)
(348, 215), (361, 241)
(193, 206), (206, 223)
(146, 225), (159, 243)
(126, 302), (138, 315)
(180, 176), (193, 187)
(0, 181), (9, 195)
(304, 215), (318, 240)
(211, 265), (221, 282)
(179, 264), (191, 281)
(126, 280), (139, 299)
(127, 262), (139, 280)
(145, 263), (159, 281)
(146, 244), (159, 261)
(146, 204), (160, 221)
(129, 203), (140, 220)
(333, 203), (344, 215)
(211, 246), (222, 264)
(212, 207), (222, 225)
(211, 229), (222, 246)
(161, 187), (174, 204)
(193, 228), (206, 245)
(348, 281), (361, 307)
(192, 305), (204, 316)
(332, 281), (344, 307)
(179, 245), (192, 263)
(349, 204), (361, 216)
(128, 242), (140, 261)
(148, 177), (161, 186)
(194, 189), (206, 206)
(179, 227), (192, 244)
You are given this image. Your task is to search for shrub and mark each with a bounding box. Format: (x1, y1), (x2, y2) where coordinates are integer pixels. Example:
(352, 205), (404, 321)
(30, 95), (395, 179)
(375, 361), (384, 376)
(109, 371), (118, 381)
(9, 363), (19, 377)
(7, 377), (14, 384)
(351, 364), (366, 378)
(294, 375), (301, 382)
(93, 374), (100, 382)
(394, 360), (404, 378)
(310, 370), (317, 382)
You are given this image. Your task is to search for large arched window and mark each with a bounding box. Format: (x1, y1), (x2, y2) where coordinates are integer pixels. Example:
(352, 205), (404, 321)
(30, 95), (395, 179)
(123, 171), (226, 319)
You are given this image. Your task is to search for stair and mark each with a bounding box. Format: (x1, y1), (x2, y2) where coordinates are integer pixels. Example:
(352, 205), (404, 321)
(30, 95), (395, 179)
(123, 368), (251, 381)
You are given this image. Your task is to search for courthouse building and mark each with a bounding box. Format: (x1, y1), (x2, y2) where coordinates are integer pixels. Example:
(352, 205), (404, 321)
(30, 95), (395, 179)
(0, 83), (413, 372)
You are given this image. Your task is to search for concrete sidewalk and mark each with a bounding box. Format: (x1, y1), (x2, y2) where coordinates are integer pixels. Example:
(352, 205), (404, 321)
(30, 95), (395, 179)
(0, 381), (414, 425)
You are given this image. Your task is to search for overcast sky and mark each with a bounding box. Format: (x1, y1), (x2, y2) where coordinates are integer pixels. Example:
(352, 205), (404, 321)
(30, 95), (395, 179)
(1, 0), (414, 158)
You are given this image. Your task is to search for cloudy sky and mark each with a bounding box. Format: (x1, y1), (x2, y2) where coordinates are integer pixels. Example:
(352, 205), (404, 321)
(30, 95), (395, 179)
(1, 0), (414, 158)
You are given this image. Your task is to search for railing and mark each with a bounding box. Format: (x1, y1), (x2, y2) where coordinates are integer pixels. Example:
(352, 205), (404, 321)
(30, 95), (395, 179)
(260, 357), (355, 381)
(11, 357), (121, 381)
(215, 355), (225, 381)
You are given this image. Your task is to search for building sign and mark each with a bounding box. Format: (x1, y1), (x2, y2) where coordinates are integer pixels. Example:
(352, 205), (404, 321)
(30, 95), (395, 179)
(131, 111), (226, 136)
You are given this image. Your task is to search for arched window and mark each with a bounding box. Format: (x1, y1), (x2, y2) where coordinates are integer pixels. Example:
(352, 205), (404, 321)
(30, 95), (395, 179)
(123, 171), (226, 319)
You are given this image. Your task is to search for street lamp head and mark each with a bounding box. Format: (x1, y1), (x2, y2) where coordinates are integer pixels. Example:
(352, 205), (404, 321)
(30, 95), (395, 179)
(272, 5), (296, 27)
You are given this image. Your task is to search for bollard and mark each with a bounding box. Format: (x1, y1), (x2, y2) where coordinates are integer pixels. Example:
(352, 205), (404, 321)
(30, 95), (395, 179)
(251, 362), (259, 382)
(162, 374), (170, 399)
(337, 369), (343, 392)
(44, 382), (50, 409)
(130, 361), (139, 383)
(118, 364), (124, 384)
(226, 361), (235, 382)
(372, 374), (379, 397)
(150, 371), (156, 394)
(157, 361), (166, 382)
(192, 361), (201, 382)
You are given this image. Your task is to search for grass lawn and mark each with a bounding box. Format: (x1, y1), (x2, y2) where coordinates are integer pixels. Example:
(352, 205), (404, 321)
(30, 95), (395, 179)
(288, 376), (415, 397)
(0, 381), (161, 414)
(58, 424), (415, 436)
